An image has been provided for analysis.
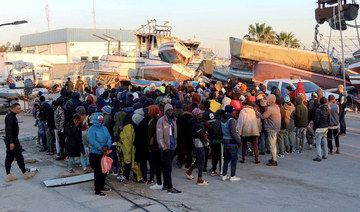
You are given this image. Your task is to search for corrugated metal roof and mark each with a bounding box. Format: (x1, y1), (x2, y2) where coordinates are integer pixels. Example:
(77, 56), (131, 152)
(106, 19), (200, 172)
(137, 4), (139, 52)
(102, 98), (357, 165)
(20, 28), (136, 47)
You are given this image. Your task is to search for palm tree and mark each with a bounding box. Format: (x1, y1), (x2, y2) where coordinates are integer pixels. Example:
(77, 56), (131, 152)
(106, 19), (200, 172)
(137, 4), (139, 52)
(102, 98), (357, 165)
(275, 32), (300, 48)
(243, 23), (276, 44)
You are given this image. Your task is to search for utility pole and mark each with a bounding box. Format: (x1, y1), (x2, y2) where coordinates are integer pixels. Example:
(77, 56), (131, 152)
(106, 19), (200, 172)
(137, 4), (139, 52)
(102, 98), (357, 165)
(93, 0), (96, 29)
(45, 0), (50, 31)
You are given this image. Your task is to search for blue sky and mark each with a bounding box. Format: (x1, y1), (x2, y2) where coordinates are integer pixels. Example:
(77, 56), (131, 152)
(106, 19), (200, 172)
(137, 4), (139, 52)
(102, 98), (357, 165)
(1, 0), (359, 57)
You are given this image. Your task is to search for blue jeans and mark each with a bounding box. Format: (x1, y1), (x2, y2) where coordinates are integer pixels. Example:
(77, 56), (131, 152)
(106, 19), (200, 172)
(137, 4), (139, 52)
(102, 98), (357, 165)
(258, 132), (270, 153)
(68, 152), (87, 170)
(315, 131), (328, 158)
(222, 147), (238, 177)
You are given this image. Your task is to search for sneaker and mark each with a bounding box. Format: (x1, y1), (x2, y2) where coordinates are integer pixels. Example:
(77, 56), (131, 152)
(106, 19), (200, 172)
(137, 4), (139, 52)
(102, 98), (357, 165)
(328, 151), (334, 155)
(239, 160), (245, 164)
(339, 133), (346, 137)
(55, 156), (63, 161)
(230, 176), (241, 182)
(313, 158), (322, 162)
(167, 188), (181, 194)
(138, 180), (146, 184)
(322, 156), (328, 159)
(336, 148), (341, 154)
(308, 144), (313, 150)
(95, 192), (106, 197)
(6, 174), (17, 182)
(39, 148), (47, 152)
(221, 176), (229, 181)
(69, 169), (75, 173)
(299, 150), (304, 154)
(83, 169), (92, 174)
(255, 160), (260, 164)
(101, 187), (112, 192)
(259, 152), (265, 155)
(23, 171), (37, 180)
(211, 171), (217, 176)
(150, 184), (163, 190)
(277, 154), (284, 158)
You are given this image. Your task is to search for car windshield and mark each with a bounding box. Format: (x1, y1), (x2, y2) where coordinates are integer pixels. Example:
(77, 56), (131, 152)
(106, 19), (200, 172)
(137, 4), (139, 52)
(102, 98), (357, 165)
(294, 82), (320, 93)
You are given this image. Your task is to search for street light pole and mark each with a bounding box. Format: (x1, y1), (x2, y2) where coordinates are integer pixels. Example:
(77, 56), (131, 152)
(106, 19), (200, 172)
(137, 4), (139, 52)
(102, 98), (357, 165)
(0, 20), (28, 27)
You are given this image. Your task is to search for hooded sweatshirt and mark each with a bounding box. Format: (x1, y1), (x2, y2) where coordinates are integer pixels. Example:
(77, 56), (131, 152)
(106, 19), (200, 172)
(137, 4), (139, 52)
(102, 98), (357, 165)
(294, 96), (308, 127)
(88, 112), (112, 155)
(236, 105), (260, 137)
(221, 112), (241, 146)
(257, 94), (281, 132)
(283, 102), (295, 131)
(314, 104), (330, 131)
(156, 104), (177, 151)
(292, 82), (307, 103)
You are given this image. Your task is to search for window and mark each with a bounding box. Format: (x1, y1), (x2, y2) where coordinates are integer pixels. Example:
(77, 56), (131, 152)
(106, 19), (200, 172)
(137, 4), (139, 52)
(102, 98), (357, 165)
(281, 82), (292, 91)
(267, 81), (279, 91)
(92, 56), (99, 63)
(81, 56), (88, 62)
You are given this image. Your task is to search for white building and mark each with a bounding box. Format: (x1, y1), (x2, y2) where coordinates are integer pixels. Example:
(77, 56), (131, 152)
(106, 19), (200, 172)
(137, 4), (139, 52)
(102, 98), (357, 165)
(20, 28), (137, 63)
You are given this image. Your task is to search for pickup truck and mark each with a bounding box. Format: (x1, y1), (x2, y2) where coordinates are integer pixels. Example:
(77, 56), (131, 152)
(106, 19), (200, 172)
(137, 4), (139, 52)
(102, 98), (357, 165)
(263, 79), (339, 100)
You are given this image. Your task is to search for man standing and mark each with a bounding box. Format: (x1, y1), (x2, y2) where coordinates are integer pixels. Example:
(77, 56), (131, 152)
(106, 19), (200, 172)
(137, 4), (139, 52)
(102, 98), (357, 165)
(157, 104), (181, 193)
(64, 77), (74, 92)
(338, 85), (347, 136)
(256, 94), (281, 166)
(5, 103), (37, 182)
(75, 76), (84, 93)
(313, 97), (330, 162)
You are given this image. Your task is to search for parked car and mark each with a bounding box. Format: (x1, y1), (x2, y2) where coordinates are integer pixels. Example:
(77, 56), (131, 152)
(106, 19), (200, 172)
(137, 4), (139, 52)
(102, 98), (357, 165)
(263, 79), (339, 100)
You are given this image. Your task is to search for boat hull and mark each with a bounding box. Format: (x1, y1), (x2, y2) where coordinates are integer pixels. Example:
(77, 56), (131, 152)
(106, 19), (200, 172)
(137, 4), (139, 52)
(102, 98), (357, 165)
(141, 64), (194, 81)
(159, 42), (193, 65)
(130, 79), (199, 87)
(253, 61), (350, 89)
(349, 61), (360, 74)
(230, 37), (333, 74)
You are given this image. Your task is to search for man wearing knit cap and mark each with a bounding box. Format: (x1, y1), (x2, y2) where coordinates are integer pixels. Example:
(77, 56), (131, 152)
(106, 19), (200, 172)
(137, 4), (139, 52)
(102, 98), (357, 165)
(221, 105), (241, 182)
(185, 107), (209, 185)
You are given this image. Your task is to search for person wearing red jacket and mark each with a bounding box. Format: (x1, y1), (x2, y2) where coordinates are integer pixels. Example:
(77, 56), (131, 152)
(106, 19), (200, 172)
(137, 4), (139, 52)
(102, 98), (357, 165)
(291, 82), (307, 103)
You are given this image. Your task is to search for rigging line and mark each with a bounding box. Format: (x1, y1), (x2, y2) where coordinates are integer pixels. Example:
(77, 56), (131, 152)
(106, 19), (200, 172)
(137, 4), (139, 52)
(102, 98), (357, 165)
(355, 18), (360, 46)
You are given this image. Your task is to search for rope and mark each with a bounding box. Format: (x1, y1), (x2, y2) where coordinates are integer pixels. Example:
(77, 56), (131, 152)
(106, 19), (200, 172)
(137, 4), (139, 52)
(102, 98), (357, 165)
(354, 19), (360, 46)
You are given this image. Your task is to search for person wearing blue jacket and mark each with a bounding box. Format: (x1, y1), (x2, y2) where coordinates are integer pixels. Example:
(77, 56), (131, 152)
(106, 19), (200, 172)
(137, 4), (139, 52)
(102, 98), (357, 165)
(89, 112), (112, 197)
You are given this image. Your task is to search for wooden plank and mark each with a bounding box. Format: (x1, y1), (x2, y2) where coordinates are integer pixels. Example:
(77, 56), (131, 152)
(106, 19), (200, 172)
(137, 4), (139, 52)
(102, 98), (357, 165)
(43, 173), (94, 187)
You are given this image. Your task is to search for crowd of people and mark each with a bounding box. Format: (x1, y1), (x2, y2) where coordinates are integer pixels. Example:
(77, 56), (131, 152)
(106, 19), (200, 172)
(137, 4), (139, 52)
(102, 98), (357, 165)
(30, 76), (347, 196)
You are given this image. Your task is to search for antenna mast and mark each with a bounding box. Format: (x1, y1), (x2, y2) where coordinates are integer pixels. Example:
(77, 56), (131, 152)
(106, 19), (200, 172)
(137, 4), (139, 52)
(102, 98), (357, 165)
(45, 0), (50, 31)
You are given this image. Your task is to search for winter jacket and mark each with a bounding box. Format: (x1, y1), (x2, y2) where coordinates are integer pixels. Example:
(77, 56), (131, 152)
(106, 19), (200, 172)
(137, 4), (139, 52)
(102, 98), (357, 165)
(236, 105), (260, 137)
(209, 110), (223, 140)
(113, 111), (126, 140)
(176, 111), (193, 147)
(41, 101), (55, 130)
(328, 103), (339, 127)
(148, 116), (160, 150)
(65, 120), (85, 157)
(88, 113), (112, 155)
(314, 104), (330, 130)
(156, 104), (177, 151)
(291, 82), (307, 103)
(190, 118), (208, 148)
(134, 115), (151, 163)
(132, 108), (145, 125)
(294, 96), (308, 127)
(54, 106), (65, 133)
(257, 94), (281, 132)
(70, 92), (82, 111)
(209, 99), (222, 113)
(278, 104), (286, 130)
(283, 103), (295, 131)
(221, 113), (241, 146)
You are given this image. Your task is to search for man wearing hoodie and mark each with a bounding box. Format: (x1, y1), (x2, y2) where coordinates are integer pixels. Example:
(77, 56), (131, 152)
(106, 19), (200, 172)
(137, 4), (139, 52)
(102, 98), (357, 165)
(221, 105), (241, 182)
(156, 104), (181, 193)
(256, 94), (281, 166)
(89, 113), (112, 197)
(276, 97), (286, 158)
(283, 96), (295, 153)
(291, 82), (307, 103)
(294, 95), (308, 153)
(185, 108), (209, 186)
(313, 97), (330, 162)
(237, 96), (260, 164)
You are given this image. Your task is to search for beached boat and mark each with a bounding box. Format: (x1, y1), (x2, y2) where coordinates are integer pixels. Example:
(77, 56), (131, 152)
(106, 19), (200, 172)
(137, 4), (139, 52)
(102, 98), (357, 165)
(159, 42), (193, 65)
(229, 37), (333, 74)
(228, 68), (253, 83)
(130, 78), (199, 88)
(141, 63), (195, 81)
(349, 60), (360, 74)
(253, 61), (350, 89)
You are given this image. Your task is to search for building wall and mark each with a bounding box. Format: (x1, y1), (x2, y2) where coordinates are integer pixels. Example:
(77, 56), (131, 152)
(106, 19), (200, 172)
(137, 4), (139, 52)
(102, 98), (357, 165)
(0, 52), (67, 77)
